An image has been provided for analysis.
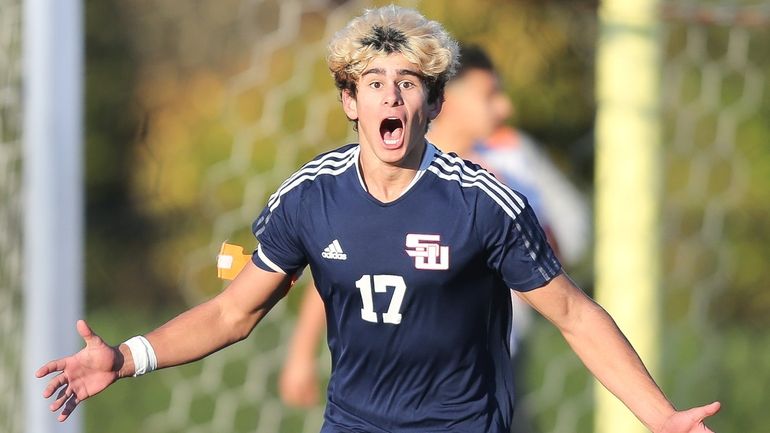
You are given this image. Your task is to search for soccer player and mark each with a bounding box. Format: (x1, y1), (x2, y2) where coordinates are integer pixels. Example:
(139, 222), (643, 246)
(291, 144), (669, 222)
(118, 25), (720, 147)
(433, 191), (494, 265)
(277, 44), (588, 414)
(38, 6), (719, 433)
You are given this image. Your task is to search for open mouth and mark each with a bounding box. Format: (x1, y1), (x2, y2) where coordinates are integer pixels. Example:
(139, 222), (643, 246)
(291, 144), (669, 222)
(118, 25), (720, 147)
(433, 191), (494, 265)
(380, 117), (404, 147)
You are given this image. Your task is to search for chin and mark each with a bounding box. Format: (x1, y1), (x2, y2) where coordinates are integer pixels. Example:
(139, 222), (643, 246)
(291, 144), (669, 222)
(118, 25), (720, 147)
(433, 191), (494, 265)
(374, 146), (409, 165)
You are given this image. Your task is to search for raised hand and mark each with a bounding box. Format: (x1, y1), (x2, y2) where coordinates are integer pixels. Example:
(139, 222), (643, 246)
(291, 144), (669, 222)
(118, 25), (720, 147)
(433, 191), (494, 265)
(657, 402), (721, 433)
(35, 320), (125, 422)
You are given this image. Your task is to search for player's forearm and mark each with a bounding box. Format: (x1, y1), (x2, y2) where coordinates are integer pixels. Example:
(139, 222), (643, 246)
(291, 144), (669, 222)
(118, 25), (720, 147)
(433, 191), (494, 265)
(117, 264), (292, 377)
(560, 301), (675, 432)
(153, 298), (257, 367)
(116, 298), (256, 377)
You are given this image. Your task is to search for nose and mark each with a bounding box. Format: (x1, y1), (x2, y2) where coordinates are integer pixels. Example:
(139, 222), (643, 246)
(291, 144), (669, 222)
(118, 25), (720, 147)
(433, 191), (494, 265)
(382, 83), (403, 106)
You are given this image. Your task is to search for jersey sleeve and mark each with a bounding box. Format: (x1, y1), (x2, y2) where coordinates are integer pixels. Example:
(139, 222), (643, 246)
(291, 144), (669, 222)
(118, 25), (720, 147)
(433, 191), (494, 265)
(475, 190), (562, 292)
(251, 188), (307, 276)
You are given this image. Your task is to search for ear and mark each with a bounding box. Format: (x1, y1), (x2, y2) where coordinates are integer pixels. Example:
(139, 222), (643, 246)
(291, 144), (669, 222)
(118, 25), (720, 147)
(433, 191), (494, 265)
(427, 96), (444, 121)
(341, 89), (358, 121)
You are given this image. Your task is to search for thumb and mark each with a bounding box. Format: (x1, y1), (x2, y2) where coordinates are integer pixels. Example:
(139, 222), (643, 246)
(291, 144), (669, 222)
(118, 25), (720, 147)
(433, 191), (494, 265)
(689, 401), (721, 421)
(76, 319), (100, 345)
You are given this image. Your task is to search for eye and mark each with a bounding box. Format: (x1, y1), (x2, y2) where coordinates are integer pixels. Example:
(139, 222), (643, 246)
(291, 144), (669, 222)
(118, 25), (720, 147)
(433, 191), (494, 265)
(369, 81), (383, 89)
(399, 80), (415, 89)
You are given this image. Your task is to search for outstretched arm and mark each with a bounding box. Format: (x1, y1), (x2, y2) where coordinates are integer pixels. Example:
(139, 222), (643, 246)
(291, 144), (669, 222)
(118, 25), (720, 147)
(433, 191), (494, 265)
(517, 273), (720, 433)
(36, 261), (293, 421)
(139, 261), (291, 369)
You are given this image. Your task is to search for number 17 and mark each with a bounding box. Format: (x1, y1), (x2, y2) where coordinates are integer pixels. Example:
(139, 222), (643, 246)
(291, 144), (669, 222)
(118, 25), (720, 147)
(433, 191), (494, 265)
(356, 274), (406, 325)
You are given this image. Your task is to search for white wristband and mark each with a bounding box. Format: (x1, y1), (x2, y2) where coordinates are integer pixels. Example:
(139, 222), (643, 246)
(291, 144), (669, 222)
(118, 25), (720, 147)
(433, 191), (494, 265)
(124, 336), (158, 377)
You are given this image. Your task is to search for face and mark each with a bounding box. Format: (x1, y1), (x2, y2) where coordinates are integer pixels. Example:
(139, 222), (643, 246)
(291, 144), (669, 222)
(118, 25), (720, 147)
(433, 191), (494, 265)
(442, 69), (508, 140)
(342, 53), (442, 168)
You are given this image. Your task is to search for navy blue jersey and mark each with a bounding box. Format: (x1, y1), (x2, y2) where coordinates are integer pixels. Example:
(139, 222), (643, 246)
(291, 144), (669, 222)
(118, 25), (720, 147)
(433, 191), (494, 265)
(252, 143), (561, 433)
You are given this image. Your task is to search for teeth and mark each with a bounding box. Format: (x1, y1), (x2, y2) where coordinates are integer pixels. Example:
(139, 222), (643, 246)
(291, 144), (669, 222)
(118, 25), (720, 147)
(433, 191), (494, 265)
(381, 117), (403, 146)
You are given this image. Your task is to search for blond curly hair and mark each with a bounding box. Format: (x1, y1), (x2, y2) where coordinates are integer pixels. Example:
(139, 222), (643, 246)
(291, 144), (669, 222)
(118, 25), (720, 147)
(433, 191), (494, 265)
(327, 5), (459, 103)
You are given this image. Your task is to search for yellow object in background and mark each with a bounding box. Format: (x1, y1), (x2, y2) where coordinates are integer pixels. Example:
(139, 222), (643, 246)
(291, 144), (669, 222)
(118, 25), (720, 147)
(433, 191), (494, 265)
(217, 242), (251, 280)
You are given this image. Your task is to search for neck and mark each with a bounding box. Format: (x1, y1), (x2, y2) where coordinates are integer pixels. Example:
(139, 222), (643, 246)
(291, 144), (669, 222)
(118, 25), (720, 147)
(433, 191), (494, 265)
(426, 118), (475, 157)
(358, 141), (426, 203)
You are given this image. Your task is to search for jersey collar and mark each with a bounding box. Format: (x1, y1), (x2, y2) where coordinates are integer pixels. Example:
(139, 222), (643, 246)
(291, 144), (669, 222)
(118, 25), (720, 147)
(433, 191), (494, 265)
(354, 141), (437, 200)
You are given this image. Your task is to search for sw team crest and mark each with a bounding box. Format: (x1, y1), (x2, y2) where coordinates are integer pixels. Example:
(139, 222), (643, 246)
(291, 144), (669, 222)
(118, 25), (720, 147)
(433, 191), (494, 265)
(405, 234), (449, 270)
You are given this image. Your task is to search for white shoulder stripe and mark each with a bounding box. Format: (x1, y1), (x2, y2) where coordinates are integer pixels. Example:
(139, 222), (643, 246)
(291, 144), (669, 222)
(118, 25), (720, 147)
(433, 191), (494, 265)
(267, 148), (357, 210)
(431, 155), (526, 215)
(257, 244), (286, 274)
(434, 152), (526, 209)
(428, 165), (543, 269)
(427, 165), (518, 220)
(427, 162), (550, 272)
(268, 157), (357, 212)
(267, 146), (357, 208)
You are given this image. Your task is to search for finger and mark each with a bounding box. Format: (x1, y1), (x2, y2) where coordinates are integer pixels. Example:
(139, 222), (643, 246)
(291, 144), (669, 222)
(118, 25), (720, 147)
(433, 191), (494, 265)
(692, 401), (721, 420)
(55, 383), (71, 401)
(50, 385), (71, 412)
(57, 395), (80, 422)
(42, 373), (68, 398)
(36, 359), (66, 378)
(76, 319), (99, 345)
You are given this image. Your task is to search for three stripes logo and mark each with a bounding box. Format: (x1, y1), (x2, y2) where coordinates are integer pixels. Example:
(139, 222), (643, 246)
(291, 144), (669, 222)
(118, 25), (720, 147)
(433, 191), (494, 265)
(322, 239), (347, 260)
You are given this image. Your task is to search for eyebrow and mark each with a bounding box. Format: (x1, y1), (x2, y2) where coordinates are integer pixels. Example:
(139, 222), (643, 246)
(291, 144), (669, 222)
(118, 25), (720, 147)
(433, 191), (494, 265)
(361, 68), (425, 79)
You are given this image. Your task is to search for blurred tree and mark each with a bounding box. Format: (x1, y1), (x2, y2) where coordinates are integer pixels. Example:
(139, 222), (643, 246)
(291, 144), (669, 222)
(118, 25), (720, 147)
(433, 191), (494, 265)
(85, 0), (182, 308)
(416, 0), (598, 184)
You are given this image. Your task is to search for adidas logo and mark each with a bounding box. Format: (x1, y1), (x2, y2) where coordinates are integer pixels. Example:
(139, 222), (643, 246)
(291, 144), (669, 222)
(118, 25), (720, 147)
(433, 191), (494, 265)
(321, 239), (347, 260)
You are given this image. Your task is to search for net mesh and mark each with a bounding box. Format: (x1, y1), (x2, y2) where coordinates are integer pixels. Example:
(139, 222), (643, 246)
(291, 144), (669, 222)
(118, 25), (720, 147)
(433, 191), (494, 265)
(0, 0), (23, 432)
(523, 5), (770, 432)
(659, 3), (770, 431)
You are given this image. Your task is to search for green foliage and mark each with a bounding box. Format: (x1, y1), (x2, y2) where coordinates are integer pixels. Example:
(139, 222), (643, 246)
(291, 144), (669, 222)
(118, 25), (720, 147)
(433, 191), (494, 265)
(420, 0), (598, 177)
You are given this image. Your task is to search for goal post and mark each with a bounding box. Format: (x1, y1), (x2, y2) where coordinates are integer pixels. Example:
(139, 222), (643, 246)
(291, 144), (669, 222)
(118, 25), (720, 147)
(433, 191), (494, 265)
(21, 0), (84, 432)
(594, 0), (661, 432)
